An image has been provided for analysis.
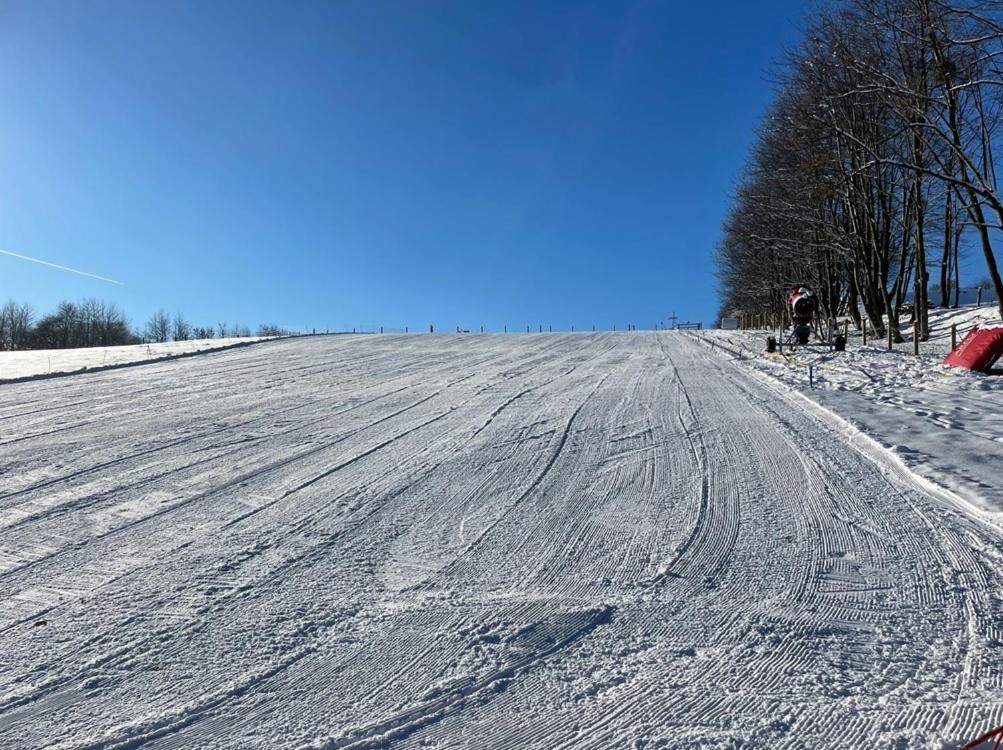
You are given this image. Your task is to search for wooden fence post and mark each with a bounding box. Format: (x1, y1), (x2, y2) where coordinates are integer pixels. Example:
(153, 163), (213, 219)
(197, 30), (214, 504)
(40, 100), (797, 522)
(913, 319), (920, 356)
(862, 321), (867, 346)
(951, 323), (957, 350)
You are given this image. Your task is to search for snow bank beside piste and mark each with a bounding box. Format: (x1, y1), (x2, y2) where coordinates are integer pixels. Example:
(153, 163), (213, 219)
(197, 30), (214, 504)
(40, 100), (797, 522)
(0, 337), (276, 382)
(698, 304), (1003, 515)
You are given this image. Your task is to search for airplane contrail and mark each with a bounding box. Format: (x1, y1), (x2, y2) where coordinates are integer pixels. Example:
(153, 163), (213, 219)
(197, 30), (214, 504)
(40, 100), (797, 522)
(0, 249), (124, 286)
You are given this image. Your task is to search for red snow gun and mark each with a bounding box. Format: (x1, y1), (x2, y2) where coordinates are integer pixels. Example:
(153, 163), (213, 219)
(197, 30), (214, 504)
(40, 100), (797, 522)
(787, 286), (817, 346)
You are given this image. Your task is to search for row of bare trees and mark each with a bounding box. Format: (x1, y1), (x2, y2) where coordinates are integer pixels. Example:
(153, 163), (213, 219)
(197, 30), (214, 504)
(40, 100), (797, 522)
(0, 299), (291, 351)
(24, 300), (133, 350)
(143, 311), (262, 343)
(718, 0), (1003, 339)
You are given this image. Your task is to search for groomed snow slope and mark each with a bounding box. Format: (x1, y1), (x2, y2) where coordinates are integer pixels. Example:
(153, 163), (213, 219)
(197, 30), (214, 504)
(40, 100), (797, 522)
(0, 337), (273, 382)
(1, 333), (1002, 749)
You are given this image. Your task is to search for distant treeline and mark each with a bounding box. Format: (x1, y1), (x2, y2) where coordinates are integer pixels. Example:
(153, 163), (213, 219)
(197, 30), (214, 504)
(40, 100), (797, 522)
(0, 298), (294, 352)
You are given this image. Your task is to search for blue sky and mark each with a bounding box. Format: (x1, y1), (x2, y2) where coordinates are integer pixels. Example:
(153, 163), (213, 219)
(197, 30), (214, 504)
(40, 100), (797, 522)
(0, 0), (808, 332)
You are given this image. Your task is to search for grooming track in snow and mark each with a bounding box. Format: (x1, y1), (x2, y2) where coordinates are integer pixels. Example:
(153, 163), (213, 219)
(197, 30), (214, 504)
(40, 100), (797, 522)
(1, 333), (1002, 749)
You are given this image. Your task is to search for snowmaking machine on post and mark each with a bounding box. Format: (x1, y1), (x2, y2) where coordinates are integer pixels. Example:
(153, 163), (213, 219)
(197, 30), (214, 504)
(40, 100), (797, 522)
(787, 286), (817, 346)
(766, 286), (818, 352)
(765, 285), (845, 353)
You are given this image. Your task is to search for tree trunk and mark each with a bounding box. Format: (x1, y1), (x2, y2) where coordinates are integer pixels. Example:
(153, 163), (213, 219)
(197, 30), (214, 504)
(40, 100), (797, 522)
(965, 195), (1003, 321)
(847, 267), (863, 331)
(913, 151), (929, 339)
(939, 170), (953, 308)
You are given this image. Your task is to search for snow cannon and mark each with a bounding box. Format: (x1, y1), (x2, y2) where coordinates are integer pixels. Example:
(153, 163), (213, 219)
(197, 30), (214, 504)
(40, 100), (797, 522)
(788, 286), (817, 345)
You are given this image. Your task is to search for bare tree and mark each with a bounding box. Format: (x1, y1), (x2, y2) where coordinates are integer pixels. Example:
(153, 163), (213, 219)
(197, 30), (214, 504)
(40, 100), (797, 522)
(98, 302), (132, 345)
(146, 310), (171, 344)
(172, 313), (191, 342)
(0, 301), (33, 351)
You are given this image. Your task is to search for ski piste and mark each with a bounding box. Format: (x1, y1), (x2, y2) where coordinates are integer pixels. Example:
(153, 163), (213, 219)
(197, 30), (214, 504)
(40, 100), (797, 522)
(1, 332), (1001, 748)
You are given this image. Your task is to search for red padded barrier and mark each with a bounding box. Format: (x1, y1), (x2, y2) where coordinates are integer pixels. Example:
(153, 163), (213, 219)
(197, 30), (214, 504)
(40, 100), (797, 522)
(957, 723), (1003, 749)
(943, 326), (1003, 373)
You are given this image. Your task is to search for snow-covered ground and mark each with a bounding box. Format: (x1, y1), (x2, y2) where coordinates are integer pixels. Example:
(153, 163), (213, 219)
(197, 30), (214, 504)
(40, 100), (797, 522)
(1, 332), (1002, 749)
(702, 304), (1003, 515)
(0, 337), (273, 381)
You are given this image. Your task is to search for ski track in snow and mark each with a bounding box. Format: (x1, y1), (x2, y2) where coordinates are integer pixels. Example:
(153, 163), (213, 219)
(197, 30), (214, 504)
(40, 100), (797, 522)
(1, 333), (1002, 749)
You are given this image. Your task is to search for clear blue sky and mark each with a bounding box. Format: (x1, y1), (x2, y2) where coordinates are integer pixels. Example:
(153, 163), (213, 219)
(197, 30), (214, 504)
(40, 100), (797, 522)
(0, 0), (808, 332)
